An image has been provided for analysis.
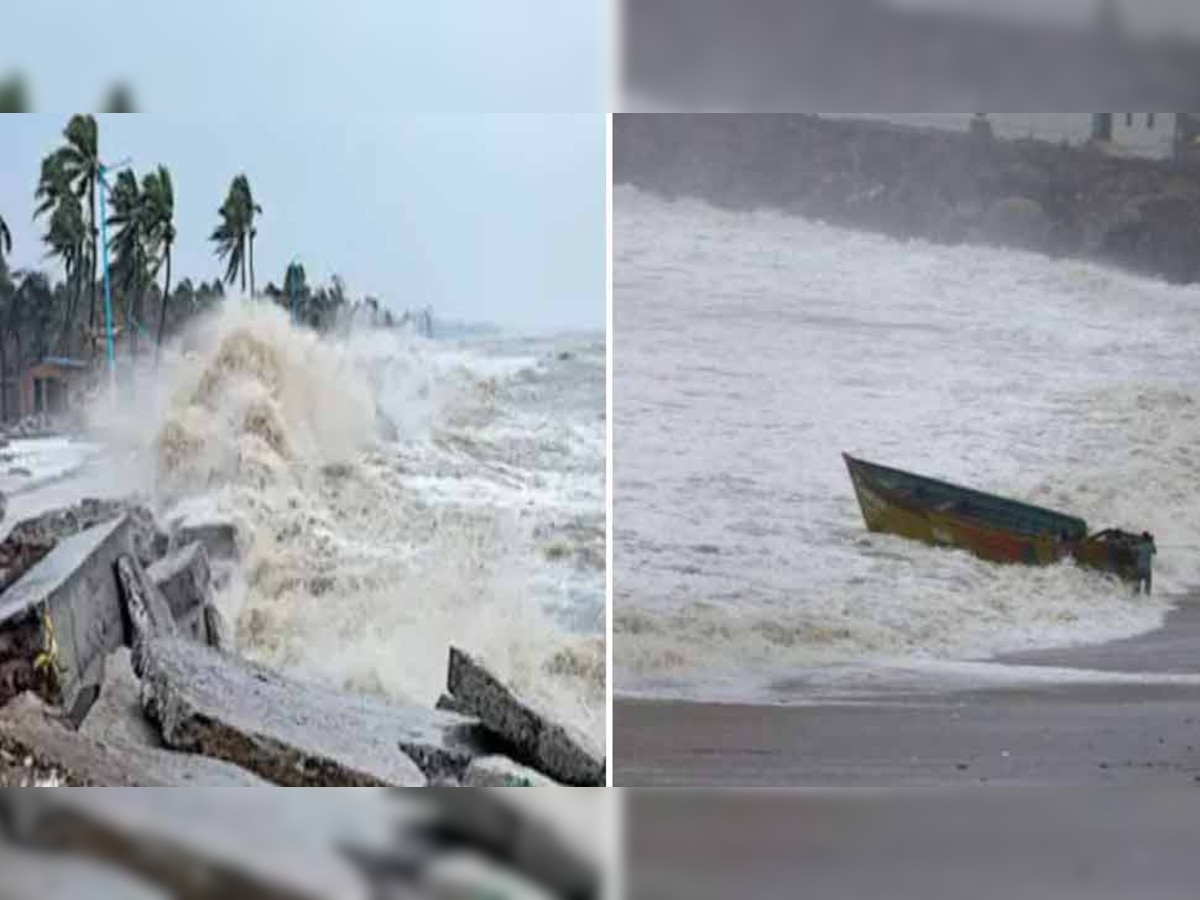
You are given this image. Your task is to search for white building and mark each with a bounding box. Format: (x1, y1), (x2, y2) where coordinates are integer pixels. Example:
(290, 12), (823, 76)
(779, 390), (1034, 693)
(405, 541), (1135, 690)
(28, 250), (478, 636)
(825, 113), (1187, 160)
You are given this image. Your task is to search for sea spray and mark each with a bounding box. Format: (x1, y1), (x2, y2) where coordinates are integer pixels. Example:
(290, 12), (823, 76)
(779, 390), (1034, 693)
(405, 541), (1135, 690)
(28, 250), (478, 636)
(85, 298), (604, 745)
(614, 186), (1200, 701)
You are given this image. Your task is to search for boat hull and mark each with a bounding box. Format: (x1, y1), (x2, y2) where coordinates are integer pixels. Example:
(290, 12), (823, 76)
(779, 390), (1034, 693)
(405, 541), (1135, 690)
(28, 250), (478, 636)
(843, 454), (1138, 580)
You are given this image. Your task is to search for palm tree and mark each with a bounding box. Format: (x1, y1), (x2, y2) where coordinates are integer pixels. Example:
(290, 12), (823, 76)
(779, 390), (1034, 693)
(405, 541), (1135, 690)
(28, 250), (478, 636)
(0, 213), (11, 287)
(211, 186), (246, 292)
(283, 260), (307, 318)
(141, 166), (175, 362)
(35, 151), (90, 354)
(108, 169), (150, 358)
(44, 116), (100, 329)
(210, 175), (261, 295)
(44, 197), (87, 354)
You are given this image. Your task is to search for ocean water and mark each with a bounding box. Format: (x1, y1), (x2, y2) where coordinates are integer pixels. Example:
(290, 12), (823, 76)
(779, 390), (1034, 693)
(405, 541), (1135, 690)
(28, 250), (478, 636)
(614, 185), (1200, 703)
(26, 302), (604, 745)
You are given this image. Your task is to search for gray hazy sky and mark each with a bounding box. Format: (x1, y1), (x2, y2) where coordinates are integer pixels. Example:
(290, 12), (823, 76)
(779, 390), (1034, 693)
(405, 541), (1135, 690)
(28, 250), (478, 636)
(0, 1), (605, 332)
(0, 114), (604, 332)
(2, 0), (604, 112)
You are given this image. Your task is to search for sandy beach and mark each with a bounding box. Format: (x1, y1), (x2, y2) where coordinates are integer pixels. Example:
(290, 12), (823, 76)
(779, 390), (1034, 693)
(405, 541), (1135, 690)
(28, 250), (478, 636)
(616, 596), (1200, 786)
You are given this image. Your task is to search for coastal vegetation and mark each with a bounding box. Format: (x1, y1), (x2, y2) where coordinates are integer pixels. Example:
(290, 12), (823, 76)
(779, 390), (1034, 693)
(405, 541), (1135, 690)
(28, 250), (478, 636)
(0, 113), (415, 420)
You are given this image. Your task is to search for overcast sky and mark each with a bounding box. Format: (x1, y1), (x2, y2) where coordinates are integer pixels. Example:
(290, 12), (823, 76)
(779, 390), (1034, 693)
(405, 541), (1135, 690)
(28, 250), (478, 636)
(0, 1), (604, 332)
(2, 0), (604, 112)
(0, 116), (604, 333)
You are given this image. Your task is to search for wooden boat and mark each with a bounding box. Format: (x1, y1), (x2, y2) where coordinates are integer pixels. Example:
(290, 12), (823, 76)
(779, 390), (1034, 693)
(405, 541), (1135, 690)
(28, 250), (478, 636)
(843, 453), (1140, 581)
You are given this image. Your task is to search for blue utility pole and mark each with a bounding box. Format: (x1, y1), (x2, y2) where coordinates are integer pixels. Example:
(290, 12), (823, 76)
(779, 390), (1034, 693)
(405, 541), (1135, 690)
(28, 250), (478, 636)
(97, 158), (132, 391)
(98, 163), (116, 389)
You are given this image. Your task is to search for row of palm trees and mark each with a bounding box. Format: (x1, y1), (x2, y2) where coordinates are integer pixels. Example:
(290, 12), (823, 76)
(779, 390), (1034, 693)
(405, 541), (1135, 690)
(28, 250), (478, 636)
(26, 114), (261, 362)
(0, 114), (403, 420)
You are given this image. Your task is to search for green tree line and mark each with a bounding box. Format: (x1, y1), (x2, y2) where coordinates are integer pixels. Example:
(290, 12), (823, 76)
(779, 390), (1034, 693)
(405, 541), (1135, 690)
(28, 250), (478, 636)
(0, 114), (402, 421)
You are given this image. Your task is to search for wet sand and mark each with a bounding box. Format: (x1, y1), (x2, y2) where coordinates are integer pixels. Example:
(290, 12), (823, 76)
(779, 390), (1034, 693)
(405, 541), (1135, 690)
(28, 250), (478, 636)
(625, 791), (1200, 900)
(616, 596), (1200, 786)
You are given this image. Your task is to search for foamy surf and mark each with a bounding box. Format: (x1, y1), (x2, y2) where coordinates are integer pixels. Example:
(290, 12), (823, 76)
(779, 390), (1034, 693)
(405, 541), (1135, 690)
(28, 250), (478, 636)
(82, 299), (604, 746)
(614, 186), (1200, 702)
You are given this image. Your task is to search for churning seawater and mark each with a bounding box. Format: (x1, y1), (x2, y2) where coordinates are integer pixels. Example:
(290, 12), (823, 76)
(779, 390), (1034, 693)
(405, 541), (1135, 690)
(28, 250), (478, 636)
(614, 185), (1200, 703)
(47, 302), (604, 745)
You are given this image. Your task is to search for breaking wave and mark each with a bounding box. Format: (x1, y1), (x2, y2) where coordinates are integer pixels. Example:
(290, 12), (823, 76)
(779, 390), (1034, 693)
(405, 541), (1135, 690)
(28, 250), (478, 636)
(614, 186), (1200, 701)
(91, 300), (604, 745)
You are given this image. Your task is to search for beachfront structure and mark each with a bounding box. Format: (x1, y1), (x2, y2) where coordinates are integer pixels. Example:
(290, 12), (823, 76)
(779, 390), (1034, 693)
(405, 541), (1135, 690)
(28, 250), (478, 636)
(20, 357), (86, 419)
(830, 113), (1197, 160)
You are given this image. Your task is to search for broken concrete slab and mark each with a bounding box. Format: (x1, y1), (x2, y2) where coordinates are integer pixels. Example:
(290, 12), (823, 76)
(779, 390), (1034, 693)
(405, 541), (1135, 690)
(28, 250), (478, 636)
(0, 499), (164, 593)
(446, 648), (605, 786)
(147, 542), (211, 643)
(0, 693), (268, 787)
(168, 514), (239, 562)
(115, 555), (176, 673)
(140, 638), (491, 787)
(436, 693), (471, 715)
(79, 649), (161, 750)
(203, 604), (229, 652)
(0, 517), (131, 717)
(462, 755), (560, 787)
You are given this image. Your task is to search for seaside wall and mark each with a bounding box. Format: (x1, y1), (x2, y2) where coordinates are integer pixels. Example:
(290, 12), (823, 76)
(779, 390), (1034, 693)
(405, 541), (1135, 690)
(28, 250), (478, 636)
(613, 113), (1200, 285)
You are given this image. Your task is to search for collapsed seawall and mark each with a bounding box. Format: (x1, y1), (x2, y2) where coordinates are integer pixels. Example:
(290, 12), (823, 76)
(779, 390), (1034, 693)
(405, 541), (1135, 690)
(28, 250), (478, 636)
(614, 113), (1200, 286)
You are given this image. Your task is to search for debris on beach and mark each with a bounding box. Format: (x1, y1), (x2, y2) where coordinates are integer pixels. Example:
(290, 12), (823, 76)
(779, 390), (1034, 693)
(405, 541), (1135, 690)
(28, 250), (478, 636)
(0, 498), (602, 788)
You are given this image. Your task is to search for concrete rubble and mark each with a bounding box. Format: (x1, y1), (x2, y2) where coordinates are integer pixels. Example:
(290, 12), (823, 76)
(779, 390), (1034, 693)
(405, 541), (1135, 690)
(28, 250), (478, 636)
(0, 692), (267, 787)
(0, 498), (165, 593)
(0, 497), (606, 794)
(0, 516), (133, 718)
(146, 542), (217, 646)
(446, 647), (606, 786)
(462, 754), (561, 787)
(78, 648), (165, 748)
(167, 513), (240, 562)
(140, 637), (488, 787)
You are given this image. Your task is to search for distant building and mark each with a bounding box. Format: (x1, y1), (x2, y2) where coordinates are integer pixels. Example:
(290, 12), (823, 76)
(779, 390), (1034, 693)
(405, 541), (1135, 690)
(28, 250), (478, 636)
(20, 357), (87, 419)
(828, 113), (1193, 160)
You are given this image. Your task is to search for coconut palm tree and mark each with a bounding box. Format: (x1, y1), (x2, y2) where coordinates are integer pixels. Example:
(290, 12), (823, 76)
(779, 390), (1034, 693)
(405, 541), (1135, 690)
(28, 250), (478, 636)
(44, 197), (87, 354)
(43, 116), (100, 329)
(210, 175), (262, 295)
(211, 184), (247, 292)
(35, 151), (90, 353)
(108, 169), (151, 357)
(141, 166), (175, 362)
(283, 260), (307, 318)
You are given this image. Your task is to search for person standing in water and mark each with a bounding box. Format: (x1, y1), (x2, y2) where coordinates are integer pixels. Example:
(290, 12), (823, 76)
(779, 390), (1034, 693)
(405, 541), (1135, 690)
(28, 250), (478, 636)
(1136, 532), (1157, 595)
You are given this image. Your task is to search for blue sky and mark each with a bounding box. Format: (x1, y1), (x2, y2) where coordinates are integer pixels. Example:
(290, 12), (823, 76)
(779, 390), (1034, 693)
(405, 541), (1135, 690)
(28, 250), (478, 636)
(0, 2), (605, 331)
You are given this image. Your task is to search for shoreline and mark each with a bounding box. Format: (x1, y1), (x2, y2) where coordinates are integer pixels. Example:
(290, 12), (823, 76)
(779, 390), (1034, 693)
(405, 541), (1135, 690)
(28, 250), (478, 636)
(616, 593), (1200, 786)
